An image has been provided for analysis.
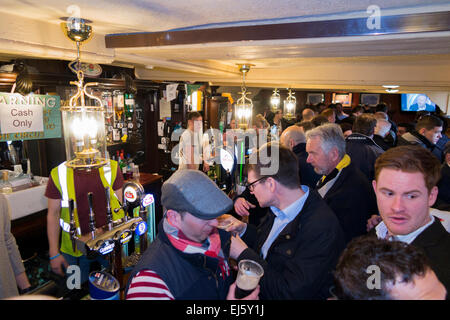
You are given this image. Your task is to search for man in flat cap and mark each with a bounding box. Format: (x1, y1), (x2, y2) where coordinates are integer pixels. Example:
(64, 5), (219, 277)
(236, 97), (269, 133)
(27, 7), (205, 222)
(125, 170), (259, 300)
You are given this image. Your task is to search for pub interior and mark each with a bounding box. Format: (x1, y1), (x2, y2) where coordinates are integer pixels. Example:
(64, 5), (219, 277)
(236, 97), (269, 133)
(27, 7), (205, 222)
(0, 1), (449, 301)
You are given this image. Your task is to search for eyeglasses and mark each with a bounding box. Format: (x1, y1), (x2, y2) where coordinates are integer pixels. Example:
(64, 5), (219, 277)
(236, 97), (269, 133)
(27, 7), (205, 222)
(246, 176), (268, 192)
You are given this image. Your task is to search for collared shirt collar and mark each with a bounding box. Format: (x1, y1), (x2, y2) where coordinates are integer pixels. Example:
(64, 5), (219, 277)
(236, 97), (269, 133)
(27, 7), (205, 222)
(375, 215), (435, 244)
(270, 185), (309, 220)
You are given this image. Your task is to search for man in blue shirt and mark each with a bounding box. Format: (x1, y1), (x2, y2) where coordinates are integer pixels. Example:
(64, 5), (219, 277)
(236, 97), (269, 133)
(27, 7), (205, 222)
(228, 142), (345, 299)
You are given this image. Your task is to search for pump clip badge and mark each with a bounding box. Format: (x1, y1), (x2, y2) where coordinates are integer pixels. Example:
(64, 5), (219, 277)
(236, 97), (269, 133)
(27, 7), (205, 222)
(135, 221), (147, 236)
(124, 186), (137, 203)
(142, 194), (154, 207)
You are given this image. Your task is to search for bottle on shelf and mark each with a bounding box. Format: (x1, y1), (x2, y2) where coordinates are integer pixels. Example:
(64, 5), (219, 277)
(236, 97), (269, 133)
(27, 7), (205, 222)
(113, 90), (124, 125)
(124, 93), (135, 123)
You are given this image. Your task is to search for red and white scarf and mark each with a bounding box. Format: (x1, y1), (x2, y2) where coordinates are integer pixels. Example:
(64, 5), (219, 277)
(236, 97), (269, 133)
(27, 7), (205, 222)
(163, 218), (230, 279)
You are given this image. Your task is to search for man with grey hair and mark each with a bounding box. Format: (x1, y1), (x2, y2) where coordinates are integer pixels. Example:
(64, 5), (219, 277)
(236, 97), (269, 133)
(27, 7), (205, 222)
(373, 118), (393, 151)
(280, 125), (320, 188)
(305, 123), (378, 244)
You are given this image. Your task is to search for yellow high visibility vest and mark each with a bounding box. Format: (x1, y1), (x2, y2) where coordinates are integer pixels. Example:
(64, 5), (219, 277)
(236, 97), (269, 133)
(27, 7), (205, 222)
(50, 160), (124, 257)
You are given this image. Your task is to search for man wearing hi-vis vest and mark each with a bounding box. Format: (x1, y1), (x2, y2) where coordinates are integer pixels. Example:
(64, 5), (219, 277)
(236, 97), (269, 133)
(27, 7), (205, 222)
(45, 159), (124, 283)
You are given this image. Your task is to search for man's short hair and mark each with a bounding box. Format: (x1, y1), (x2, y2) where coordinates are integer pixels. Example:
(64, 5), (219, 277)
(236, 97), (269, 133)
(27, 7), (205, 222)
(352, 105), (364, 115)
(352, 114), (377, 136)
(302, 108), (315, 121)
(334, 236), (431, 300)
(247, 142), (300, 189)
(305, 123), (346, 159)
(282, 125), (306, 145)
(374, 145), (441, 193)
(416, 115), (443, 132)
(375, 119), (392, 137)
(375, 103), (389, 113)
(187, 111), (202, 121)
(374, 112), (388, 121)
(311, 115), (329, 127)
(444, 141), (450, 156)
(321, 108), (335, 118)
(295, 120), (315, 132)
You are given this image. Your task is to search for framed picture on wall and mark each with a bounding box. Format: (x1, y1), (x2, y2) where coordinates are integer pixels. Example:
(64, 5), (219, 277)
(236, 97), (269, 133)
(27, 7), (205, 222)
(360, 93), (380, 107)
(332, 93), (352, 107)
(306, 93), (324, 105)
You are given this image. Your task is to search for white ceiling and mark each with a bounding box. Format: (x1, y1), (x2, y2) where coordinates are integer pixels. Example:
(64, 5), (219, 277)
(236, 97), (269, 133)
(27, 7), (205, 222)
(0, 0), (449, 97)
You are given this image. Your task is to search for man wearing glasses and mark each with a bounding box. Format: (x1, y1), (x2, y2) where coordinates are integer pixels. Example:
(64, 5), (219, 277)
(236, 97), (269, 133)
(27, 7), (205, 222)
(227, 142), (345, 299)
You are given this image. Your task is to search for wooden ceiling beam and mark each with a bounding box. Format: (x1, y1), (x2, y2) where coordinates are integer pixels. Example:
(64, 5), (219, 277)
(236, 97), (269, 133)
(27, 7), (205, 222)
(105, 11), (450, 49)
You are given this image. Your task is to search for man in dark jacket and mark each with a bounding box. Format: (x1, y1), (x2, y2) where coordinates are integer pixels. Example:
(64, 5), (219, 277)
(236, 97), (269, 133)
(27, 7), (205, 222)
(280, 125), (320, 188)
(228, 143), (345, 300)
(305, 123), (378, 245)
(397, 115), (444, 162)
(369, 145), (450, 294)
(345, 114), (384, 181)
(435, 142), (450, 210)
(125, 170), (259, 300)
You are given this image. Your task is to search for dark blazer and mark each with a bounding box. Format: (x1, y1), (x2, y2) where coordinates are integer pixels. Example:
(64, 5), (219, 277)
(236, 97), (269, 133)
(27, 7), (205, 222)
(320, 162), (378, 245)
(368, 218), (450, 295)
(293, 143), (321, 188)
(397, 131), (443, 162)
(434, 164), (450, 210)
(239, 190), (345, 300)
(373, 134), (394, 151)
(345, 133), (384, 181)
(410, 218), (450, 293)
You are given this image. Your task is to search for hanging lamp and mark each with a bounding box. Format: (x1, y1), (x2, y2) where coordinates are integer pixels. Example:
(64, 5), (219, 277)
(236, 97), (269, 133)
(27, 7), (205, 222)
(235, 64), (254, 130)
(283, 88), (296, 120)
(270, 88), (281, 112)
(59, 17), (108, 170)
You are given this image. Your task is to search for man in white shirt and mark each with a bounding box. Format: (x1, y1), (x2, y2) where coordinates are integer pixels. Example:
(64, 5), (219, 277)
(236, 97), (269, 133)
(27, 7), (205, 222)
(177, 112), (209, 172)
(370, 145), (450, 294)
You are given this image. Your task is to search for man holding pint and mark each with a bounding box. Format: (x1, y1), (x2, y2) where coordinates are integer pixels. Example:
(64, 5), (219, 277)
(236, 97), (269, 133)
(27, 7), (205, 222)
(228, 142), (345, 299)
(125, 169), (259, 300)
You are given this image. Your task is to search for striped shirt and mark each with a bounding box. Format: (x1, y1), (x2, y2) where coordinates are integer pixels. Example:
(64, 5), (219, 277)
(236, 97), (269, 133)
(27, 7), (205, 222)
(126, 269), (175, 300)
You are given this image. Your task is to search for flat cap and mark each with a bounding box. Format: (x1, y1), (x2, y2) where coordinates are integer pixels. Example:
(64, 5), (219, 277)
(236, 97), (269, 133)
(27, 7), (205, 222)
(161, 169), (233, 219)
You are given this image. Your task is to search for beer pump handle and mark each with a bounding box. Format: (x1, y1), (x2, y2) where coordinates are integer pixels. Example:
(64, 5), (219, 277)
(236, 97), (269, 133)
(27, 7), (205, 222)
(105, 187), (113, 230)
(87, 192), (96, 239)
(68, 199), (77, 252)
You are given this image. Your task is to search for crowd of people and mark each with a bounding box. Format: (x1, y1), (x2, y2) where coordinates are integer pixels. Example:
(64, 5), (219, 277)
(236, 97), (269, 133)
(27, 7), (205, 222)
(1, 100), (449, 301)
(125, 101), (450, 300)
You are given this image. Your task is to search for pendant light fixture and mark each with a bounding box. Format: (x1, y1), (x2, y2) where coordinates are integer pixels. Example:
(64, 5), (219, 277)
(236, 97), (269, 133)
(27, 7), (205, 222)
(283, 88), (296, 119)
(59, 17), (108, 170)
(235, 64), (254, 129)
(270, 88), (281, 112)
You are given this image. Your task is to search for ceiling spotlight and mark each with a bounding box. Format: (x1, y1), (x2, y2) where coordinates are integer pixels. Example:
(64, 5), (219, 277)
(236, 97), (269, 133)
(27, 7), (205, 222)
(385, 89), (399, 93)
(382, 85), (399, 89)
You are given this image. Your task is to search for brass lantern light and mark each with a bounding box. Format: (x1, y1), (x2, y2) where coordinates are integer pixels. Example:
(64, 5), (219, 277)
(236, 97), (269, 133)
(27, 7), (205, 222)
(60, 17), (108, 169)
(270, 88), (281, 112)
(235, 64), (254, 130)
(283, 89), (296, 120)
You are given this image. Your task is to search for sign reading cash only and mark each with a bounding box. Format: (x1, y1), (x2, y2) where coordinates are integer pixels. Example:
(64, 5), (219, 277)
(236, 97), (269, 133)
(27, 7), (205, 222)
(0, 93), (61, 141)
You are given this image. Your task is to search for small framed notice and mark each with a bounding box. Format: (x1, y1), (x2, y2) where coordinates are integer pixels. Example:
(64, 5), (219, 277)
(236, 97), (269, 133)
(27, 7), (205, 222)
(0, 93), (61, 141)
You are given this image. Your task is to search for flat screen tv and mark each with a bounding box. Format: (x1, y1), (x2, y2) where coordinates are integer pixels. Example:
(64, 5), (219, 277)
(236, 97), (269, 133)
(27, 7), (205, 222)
(401, 93), (436, 112)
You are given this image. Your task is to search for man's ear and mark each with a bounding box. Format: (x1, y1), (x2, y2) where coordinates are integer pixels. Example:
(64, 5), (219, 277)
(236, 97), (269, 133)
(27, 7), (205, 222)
(166, 209), (181, 228)
(330, 147), (340, 163)
(418, 127), (426, 136)
(428, 186), (439, 207)
(372, 179), (377, 194)
(289, 138), (295, 149)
